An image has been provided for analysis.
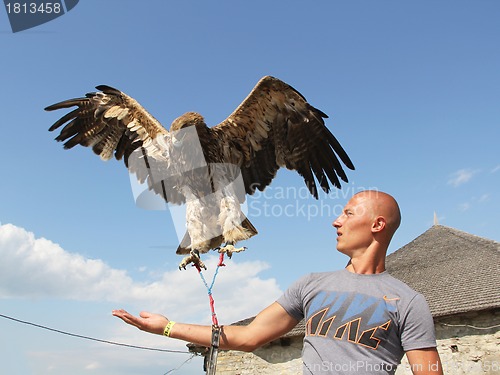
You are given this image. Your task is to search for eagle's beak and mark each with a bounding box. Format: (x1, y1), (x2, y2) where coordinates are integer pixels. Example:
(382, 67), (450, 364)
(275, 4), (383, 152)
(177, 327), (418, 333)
(172, 132), (187, 148)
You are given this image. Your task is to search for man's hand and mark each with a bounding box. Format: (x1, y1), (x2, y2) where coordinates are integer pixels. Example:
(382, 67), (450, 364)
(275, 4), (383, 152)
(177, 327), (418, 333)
(112, 309), (168, 336)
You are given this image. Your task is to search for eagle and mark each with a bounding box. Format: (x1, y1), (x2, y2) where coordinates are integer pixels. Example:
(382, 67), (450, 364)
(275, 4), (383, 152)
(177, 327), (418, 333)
(46, 76), (355, 270)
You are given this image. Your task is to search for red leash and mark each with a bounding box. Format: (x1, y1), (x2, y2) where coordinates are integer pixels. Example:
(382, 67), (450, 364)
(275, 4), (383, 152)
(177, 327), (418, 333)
(194, 253), (226, 373)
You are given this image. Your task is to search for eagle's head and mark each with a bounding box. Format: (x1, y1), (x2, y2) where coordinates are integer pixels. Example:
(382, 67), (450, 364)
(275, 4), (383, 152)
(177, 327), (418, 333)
(170, 112), (207, 132)
(169, 112), (209, 149)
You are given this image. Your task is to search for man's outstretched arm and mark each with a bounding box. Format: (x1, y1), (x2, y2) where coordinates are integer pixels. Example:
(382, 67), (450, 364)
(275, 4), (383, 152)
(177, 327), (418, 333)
(112, 302), (299, 352)
(406, 348), (444, 375)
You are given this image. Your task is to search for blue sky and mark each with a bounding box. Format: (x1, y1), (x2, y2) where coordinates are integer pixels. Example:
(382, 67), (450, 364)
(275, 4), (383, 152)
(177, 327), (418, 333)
(0, 1), (499, 374)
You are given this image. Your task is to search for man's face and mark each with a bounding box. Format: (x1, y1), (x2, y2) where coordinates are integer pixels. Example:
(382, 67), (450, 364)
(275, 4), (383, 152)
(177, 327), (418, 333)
(332, 193), (375, 256)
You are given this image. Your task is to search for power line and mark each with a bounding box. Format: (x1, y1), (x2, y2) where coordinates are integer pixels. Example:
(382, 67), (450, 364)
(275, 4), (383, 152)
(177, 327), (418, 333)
(0, 312), (192, 354)
(164, 354), (197, 374)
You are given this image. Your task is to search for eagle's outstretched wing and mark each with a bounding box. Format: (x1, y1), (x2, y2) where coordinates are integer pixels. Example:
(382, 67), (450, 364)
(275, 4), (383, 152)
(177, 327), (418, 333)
(211, 76), (355, 199)
(45, 86), (183, 204)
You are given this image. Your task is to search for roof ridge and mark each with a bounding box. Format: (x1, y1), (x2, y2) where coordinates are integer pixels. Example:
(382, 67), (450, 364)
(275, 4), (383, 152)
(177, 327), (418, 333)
(430, 224), (499, 245)
(389, 225), (499, 260)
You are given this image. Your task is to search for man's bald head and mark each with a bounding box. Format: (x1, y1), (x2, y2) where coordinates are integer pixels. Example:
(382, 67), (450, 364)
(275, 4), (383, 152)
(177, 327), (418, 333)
(353, 190), (401, 240)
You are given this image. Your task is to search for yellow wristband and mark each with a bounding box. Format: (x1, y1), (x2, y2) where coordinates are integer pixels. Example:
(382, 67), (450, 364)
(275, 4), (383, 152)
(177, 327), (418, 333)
(163, 321), (176, 337)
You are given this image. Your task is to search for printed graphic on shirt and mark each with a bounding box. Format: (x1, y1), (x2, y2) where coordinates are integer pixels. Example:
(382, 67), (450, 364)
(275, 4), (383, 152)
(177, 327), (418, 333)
(306, 291), (398, 350)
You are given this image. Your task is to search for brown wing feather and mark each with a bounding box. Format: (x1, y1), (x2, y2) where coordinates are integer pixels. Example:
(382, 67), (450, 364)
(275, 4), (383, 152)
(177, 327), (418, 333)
(46, 86), (184, 204)
(46, 85), (167, 161)
(211, 76), (355, 198)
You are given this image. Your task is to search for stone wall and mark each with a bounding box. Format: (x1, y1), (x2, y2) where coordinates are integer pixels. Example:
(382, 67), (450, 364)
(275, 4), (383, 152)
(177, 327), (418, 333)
(216, 336), (303, 374)
(396, 309), (500, 375)
(214, 309), (499, 374)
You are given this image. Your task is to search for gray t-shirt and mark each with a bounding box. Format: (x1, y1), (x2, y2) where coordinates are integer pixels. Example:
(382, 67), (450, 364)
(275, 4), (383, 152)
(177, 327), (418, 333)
(277, 269), (436, 374)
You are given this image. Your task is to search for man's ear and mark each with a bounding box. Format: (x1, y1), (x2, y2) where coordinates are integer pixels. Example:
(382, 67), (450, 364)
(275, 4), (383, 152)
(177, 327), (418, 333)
(371, 216), (387, 233)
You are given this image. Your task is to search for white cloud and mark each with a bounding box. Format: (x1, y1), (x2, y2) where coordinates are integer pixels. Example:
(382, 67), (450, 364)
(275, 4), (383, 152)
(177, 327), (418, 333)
(0, 223), (284, 375)
(458, 202), (471, 212)
(0, 223), (134, 300)
(0, 223), (282, 324)
(456, 193), (490, 213)
(491, 165), (500, 174)
(447, 168), (478, 187)
(478, 193), (490, 203)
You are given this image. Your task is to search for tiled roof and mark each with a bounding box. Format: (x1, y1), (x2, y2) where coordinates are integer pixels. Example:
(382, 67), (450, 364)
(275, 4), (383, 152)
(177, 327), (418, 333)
(386, 225), (500, 317)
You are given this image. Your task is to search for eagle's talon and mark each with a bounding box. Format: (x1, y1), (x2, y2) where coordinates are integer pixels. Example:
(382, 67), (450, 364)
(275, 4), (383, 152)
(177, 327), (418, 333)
(178, 250), (206, 271)
(218, 244), (246, 258)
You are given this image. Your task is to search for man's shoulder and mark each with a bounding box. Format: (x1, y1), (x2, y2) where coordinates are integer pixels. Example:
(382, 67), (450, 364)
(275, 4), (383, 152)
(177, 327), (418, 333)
(307, 269), (346, 280)
(383, 272), (418, 291)
(295, 270), (421, 299)
(289, 270), (346, 290)
(379, 272), (425, 303)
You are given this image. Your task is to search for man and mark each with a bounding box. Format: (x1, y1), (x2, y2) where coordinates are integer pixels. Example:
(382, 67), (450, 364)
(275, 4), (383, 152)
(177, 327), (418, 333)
(113, 190), (443, 374)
